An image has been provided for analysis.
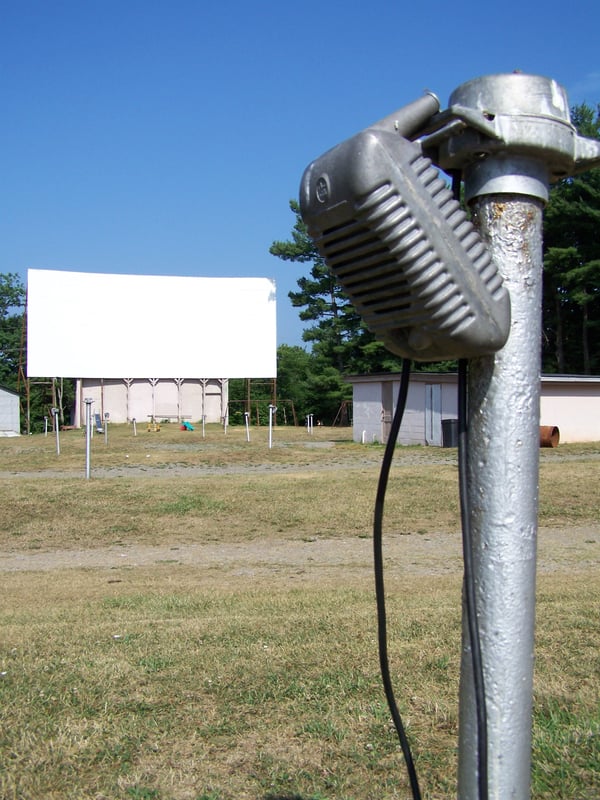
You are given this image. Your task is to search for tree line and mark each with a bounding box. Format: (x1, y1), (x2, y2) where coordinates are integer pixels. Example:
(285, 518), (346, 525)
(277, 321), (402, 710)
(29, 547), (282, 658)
(0, 274), (75, 432)
(1, 104), (598, 429)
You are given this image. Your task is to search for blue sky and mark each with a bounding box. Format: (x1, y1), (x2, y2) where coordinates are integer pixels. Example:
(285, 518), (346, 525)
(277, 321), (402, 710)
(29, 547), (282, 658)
(1, 1), (599, 348)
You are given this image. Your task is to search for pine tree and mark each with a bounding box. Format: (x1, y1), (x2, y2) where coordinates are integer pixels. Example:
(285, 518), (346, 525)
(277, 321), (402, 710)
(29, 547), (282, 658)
(543, 103), (600, 374)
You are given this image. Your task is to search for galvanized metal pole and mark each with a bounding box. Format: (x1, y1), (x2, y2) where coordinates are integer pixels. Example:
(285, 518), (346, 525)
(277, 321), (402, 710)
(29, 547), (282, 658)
(458, 194), (544, 799)
(52, 408), (60, 456)
(432, 73), (600, 798)
(268, 404), (276, 449)
(84, 398), (93, 480)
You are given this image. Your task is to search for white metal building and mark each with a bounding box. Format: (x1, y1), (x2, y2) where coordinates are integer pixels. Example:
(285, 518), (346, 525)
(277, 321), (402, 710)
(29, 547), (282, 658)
(73, 378), (228, 426)
(348, 372), (600, 445)
(0, 385), (21, 436)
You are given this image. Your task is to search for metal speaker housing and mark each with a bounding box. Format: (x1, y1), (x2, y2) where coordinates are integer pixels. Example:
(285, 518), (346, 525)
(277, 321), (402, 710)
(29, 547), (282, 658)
(300, 129), (511, 361)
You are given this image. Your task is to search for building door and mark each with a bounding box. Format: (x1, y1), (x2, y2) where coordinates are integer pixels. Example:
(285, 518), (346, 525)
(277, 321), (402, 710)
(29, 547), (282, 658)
(382, 381), (394, 443)
(425, 384), (442, 446)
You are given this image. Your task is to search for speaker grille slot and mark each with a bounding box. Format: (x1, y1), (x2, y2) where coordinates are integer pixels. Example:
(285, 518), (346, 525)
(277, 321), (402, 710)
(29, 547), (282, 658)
(315, 181), (475, 337)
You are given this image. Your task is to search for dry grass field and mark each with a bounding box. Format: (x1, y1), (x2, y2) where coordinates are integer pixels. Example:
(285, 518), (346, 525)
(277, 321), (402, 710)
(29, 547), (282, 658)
(0, 424), (598, 799)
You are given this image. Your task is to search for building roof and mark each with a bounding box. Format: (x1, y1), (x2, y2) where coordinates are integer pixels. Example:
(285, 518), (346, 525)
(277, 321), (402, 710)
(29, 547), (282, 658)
(346, 371), (459, 384)
(346, 372), (600, 385)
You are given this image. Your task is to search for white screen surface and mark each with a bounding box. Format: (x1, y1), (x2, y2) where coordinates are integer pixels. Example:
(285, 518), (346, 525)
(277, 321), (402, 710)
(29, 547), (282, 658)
(27, 270), (277, 378)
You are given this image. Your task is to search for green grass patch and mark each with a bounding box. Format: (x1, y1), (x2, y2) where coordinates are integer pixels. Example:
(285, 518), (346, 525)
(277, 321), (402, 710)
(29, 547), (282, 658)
(0, 429), (598, 797)
(0, 570), (597, 798)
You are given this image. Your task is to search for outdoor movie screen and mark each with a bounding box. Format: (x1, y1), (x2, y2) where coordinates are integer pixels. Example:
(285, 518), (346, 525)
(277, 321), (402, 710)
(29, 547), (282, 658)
(27, 269), (277, 378)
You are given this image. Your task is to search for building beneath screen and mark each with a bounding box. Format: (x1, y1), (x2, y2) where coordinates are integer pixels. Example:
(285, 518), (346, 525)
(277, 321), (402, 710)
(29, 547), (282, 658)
(73, 377), (227, 426)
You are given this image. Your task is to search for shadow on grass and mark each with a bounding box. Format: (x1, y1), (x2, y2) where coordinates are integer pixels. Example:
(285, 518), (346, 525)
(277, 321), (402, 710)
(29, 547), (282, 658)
(263, 795), (323, 800)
